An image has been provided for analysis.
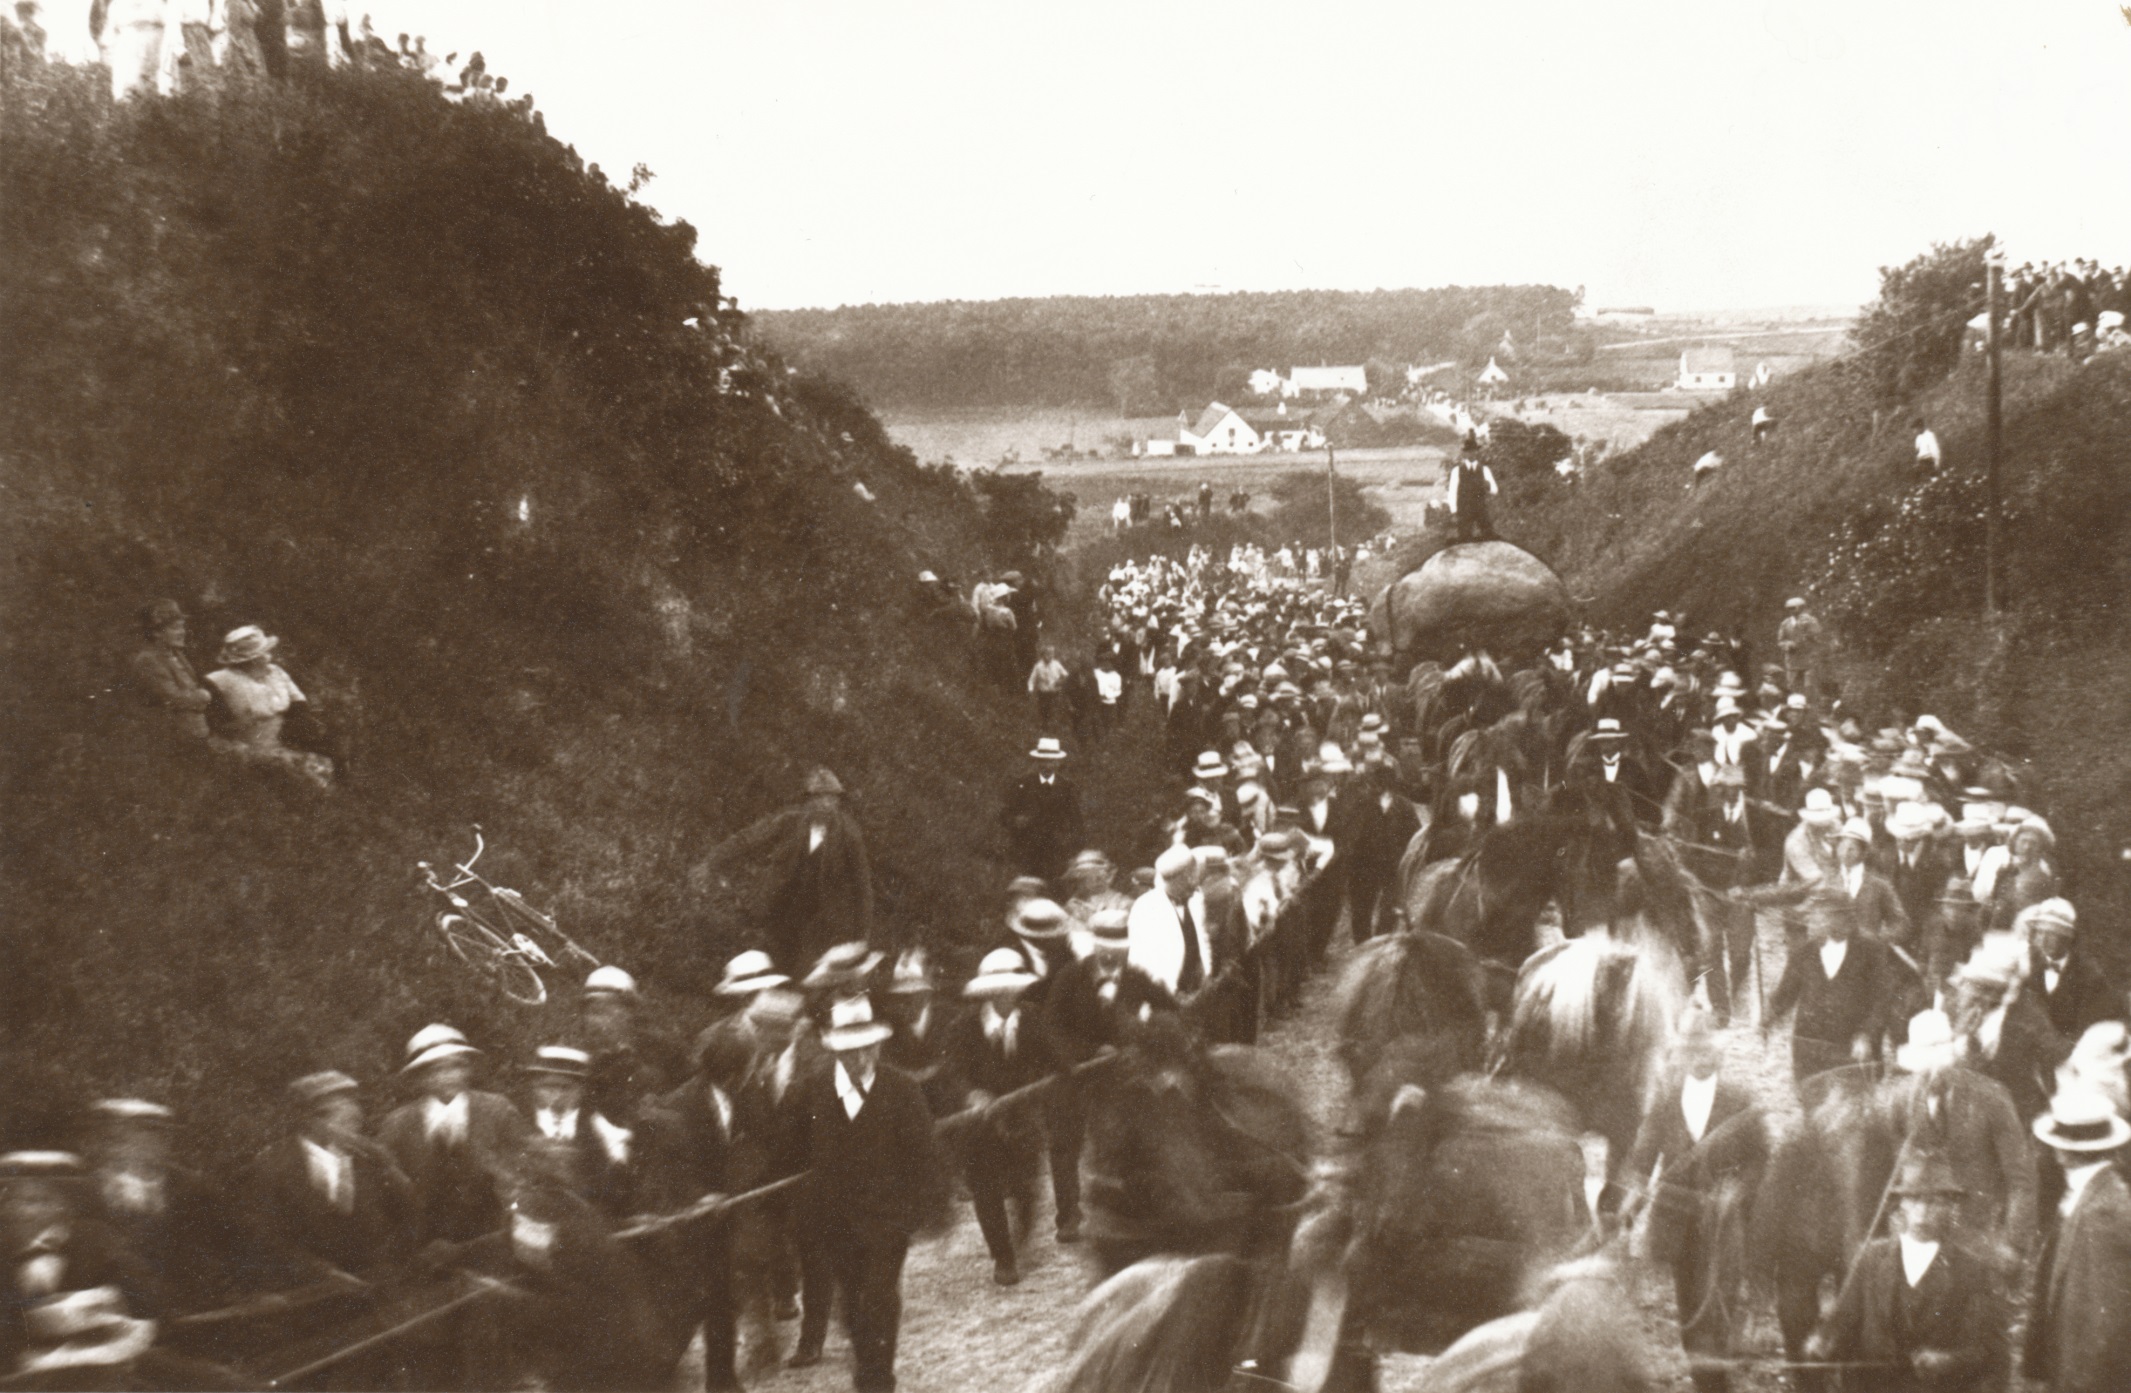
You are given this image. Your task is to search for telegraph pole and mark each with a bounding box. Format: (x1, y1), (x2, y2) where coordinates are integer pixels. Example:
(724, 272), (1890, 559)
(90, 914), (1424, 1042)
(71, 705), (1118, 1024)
(1325, 439), (1340, 595)
(1984, 251), (2004, 614)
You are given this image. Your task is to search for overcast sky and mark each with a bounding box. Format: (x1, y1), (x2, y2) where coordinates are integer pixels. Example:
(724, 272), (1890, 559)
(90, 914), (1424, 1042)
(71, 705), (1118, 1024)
(255, 2), (2131, 310)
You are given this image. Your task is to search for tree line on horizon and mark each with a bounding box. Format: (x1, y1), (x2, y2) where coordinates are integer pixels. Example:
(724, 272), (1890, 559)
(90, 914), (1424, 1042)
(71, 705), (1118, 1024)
(753, 285), (1582, 415)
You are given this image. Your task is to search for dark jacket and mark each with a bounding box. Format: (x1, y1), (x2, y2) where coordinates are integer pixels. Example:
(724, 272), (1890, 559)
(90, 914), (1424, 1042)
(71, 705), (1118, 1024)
(1040, 958), (1177, 1065)
(238, 1133), (416, 1287)
(2027, 1164), (2131, 1393)
(377, 1089), (529, 1244)
(714, 804), (876, 964)
(1769, 935), (1897, 1065)
(2030, 948), (2123, 1043)
(1971, 995), (2069, 1125)
(1001, 773), (1086, 883)
(1883, 1067), (2037, 1253)
(1817, 1235), (2009, 1393)
(1624, 1072), (1766, 1267)
(780, 1061), (948, 1240)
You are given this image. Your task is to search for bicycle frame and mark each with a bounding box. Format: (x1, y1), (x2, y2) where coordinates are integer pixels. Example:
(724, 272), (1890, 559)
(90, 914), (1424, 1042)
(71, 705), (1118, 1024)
(418, 827), (597, 971)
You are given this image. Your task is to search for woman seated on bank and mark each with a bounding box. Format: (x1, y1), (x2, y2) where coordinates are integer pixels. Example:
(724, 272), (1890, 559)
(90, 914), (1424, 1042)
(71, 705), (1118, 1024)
(205, 624), (334, 789)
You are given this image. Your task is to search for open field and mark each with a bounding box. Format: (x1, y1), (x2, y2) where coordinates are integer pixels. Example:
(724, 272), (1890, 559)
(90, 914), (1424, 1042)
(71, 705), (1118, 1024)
(1480, 393), (1694, 453)
(882, 407), (1140, 467)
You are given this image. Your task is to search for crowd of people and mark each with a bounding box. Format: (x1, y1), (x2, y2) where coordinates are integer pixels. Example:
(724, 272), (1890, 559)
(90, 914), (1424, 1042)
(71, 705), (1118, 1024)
(17, 537), (2131, 1393)
(2003, 259), (2131, 359)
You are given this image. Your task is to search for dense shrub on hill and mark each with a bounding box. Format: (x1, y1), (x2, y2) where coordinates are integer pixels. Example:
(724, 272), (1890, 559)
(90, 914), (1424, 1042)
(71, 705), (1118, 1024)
(1852, 237), (1992, 404)
(756, 285), (1581, 412)
(0, 56), (1073, 1157)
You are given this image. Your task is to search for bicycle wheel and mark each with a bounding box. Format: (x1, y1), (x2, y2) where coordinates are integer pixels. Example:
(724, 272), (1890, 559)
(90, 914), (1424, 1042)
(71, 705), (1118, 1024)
(434, 913), (548, 1007)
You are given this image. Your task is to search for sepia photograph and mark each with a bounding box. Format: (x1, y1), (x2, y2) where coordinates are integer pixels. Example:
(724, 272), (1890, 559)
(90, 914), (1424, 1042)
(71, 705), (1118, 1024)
(3, 1), (2130, 1389)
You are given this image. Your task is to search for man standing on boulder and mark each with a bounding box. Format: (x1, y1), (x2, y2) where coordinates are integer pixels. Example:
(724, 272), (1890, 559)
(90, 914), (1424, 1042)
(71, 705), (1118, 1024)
(1446, 433), (1499, 543)
(701, 767), (876, 970)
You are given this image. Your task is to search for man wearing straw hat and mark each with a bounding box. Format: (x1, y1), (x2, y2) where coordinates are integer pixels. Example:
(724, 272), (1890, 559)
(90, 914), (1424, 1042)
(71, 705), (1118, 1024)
(2024, 899), (2121, 1042)
(1832, 817), (1912, 950)
(779, 995), (947, 1389)
(1737, 785), (1842, 951)
(1000, 737), (1085, 883)
(1805, 1150), (2010, 1393)
(377, 1025), (529, 1245)
(2026, 1086), (2131, 1392)
(1947, 934), (2069, 1127)
(942, 948), (1055, 1287)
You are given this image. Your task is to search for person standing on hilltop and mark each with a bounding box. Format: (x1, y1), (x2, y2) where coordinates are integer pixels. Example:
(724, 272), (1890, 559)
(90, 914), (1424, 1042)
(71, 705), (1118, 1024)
(1776, 597), (1826, 704)
(1446, 433), (1499, 543)
(700, 767), (877, 968)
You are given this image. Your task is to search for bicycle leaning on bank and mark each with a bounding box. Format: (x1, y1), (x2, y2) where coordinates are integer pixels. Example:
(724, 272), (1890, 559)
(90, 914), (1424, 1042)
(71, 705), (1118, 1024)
(417, 826), (599, 1006)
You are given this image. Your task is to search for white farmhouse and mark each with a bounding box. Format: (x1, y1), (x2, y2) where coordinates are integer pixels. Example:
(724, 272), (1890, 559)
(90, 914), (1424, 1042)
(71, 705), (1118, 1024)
(1677, 346), (1737, 391)
(1287, 364), (1368, 396)
(1241, 403), (1324, 453)
(1178, 402), (1262, 456)
(1477, 357), (1510, 386)
(1247, 368), (1287, 397)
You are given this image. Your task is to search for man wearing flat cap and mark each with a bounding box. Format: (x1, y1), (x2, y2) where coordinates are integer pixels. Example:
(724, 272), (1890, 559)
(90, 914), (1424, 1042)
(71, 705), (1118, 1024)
(1807, 1151), (2010, 1393)
(127, 599), (212, 740)
(701, 766), (877, 971)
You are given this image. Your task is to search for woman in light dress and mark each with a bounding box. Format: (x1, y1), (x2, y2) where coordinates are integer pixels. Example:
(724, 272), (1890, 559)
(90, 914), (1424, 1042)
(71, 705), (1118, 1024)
(204, 625), (334, 789)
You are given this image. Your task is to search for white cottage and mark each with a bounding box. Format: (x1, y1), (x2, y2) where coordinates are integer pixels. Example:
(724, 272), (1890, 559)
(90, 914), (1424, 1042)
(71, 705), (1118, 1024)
(1677, 347), (1737, 391)
(1177, 403), (1262, 456)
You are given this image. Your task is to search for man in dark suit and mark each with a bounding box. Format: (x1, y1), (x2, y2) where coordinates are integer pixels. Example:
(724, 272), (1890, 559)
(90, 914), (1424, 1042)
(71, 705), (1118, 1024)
(517, 1046), (636, 1221)
(2027, 900), (2122, 1043)
(1806, 1151), (2010, 1393)
(2026, 1088), (2131, 1392)
(1001, 897), (1090, 1244)
(376, 1026), (529, 1245)
(1623, 1008), (1768, 1393)
(1766, 890), (1899, 1086)
(1832, 818), (1913, 951)
(1884, 804), (1956, 982)
(940, 949), (1056, 1286)
(780, 997), (948, 1390)
(1000, 738), (1085, 883)
(638, 1036), (743, 1391)
(1948, 936), (2070, 1126)
(1681, 765), (1780, 1023)
(1885, 1010), (2038, 1264)
(1328, 763), (1421, 945)
(702, 767), (877, 968)
(240, 1071), (415, 1288)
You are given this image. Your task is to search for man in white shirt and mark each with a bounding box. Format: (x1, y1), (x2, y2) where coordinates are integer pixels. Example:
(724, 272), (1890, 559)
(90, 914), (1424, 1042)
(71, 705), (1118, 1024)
(1914, 417), (1943, 473)
(1127, 845), (1214, 997)
(1807, 1151), (2008, 1392)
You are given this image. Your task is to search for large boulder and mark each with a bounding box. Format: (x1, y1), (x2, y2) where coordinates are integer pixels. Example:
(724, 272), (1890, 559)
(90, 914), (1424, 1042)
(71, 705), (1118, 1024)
(1370, 541), (1572, 663)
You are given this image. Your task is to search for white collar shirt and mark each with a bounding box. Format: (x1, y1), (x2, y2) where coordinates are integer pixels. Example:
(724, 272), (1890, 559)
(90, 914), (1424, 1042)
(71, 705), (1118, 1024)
(1898, 1234), (1940, 1287)
(807, 821), (826, 854)
(1975, 1004), (2007, 1060)
(833, 1060), (875, 1121)
(2044, 959), (2066, 994)
(981, 1002), (1021, 1057)
(423, 1093), (469, 1147)
(302, 1139), (354, 1213)
(2063, 1159), (2111, 1216)
(535, 1107), (579, 1142)
(1820, 938), (1849, 979)
(589, 1112), (632, 1166)
(1680, 1072), (1718, 1143)
(1843, 863), (1865, 897)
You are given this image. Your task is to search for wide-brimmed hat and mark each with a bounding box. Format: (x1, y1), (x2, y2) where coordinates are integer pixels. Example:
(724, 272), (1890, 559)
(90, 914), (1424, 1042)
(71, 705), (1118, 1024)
(583, 965), (639, 998)
(885, 946), (935, 995)
(1011, 898), (1071, 942)
(805, 767), (846, 797)
(1065, 848), (1115, 879)
(1590, 717), (1628, 742)
(1316, 742), (1353, 775)
(1192, 751), (1230, 780)
(803, 941), (885, 991)
(526, 1045), (591, 1079)
(821, 996), (893, 1052)
(88, 1099), (172, 1126)
(963, 948), (1038, 999)
(217, 624), (279, 664)
(1888, 1151), (1965, 1197)
(288, 1071), (360, 1108)
(1359, 713), (1384, 733)
(1799, 788), (1841, 827)
(1088, 908), (1130, 945)
(1954, 933), (2025, 990)
(2034, 1087), (2131, 1152)
(0, 1151), (84, 1180)
(1885, 802), (1935, 841)
(1713, 696), (1744, 719)
(1896, 1009), (1960, 1073)
(1029, 737), (1068, 761)
(713, 950), (790, 997)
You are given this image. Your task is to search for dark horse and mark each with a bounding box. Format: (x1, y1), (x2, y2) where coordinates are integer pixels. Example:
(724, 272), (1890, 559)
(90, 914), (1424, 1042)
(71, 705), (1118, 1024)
(1399, 813), (1619, 976)
(1331, 929), (1497, 1087)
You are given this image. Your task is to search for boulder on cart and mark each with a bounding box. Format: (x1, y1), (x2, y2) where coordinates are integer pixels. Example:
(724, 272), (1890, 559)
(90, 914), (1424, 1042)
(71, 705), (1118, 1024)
(1370, 540), (1572, 664)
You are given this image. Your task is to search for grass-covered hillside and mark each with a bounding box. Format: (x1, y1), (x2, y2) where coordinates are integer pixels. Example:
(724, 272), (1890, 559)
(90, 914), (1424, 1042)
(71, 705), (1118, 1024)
(0, 57), (1076, 1154)
(1511, 302), (2131, 970)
